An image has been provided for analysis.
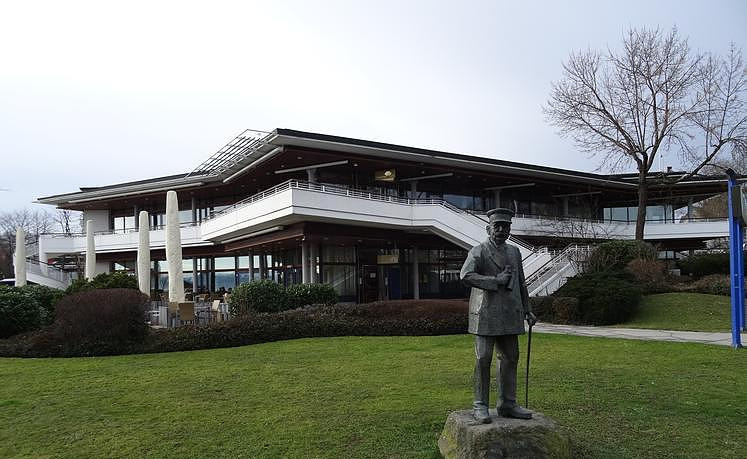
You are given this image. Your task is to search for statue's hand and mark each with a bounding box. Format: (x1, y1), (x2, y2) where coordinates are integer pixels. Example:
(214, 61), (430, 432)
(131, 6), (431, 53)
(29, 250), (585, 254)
(525, 312), (537, 327)
(495, 266), (512, 287)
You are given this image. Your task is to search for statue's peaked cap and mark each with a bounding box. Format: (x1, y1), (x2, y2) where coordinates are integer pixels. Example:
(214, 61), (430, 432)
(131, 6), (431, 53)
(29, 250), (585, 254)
(486, 208), (515, 222)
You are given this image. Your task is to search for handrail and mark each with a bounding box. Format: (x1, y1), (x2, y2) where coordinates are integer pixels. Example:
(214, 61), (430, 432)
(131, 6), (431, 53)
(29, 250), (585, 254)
(525, 244), (590, 287)
(40, 221), (199, 238)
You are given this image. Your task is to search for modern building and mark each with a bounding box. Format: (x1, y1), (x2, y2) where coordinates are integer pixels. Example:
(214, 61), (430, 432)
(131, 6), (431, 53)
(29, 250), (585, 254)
(32, 128), (730, 300)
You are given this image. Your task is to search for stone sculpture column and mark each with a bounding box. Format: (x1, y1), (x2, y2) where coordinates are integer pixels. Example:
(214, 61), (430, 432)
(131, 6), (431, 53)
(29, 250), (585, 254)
(165, 191), (185, 302)
(85, 220), (96, 280)
(14, 228), (26, 287)
(137, 211), (150, 296)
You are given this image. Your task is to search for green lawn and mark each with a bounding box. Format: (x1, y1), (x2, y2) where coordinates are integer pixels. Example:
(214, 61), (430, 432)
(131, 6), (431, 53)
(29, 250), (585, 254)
(1, 334), (745, 459)
(620, 293), (732, 332)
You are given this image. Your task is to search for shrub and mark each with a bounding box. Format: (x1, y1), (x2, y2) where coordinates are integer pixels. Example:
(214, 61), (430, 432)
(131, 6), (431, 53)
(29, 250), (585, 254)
(677, 253), (733, 278)
(28, 288), (150, 356)
(550, 297), (581, 323)
(287, 283), (338, 308)
(230, 279), (289, 315)
(625, 258), (671, 293)
(65, 271), (138, 294)
(529, 296), (554, 321)
(0, 299), (468, 357)
(689, 274), (731, 296)
(0, 285), (64, 338)
(554, 271), (642, 325)
(0, 289), (43, 339)
(586, 240), (657, 273)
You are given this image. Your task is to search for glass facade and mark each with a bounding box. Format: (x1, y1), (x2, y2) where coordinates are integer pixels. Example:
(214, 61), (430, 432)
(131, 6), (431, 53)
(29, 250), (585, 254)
(603, 205), (674, 223)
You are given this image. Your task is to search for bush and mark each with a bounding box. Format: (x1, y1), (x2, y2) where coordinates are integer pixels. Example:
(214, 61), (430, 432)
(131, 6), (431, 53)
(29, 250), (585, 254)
(0, 299), (468, 357)
(287, 283), (338, 308)
(677, 253), (733, 278)
(529, 296), (554, 321)
(625, 258), (671, 293)
(16, 289), (151, 356)
(550, 297), (581, 323)
(689, 274), (731, 296)
(554, 271), (642, 325)
(230, 279), (289, 315)
(0, 285), (65, 338)
(65, 271), (138, 294)
(586, 240), (657, 273)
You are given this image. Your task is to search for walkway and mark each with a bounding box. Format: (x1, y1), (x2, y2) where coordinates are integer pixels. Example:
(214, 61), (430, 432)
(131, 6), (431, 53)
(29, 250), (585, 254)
(534, 323), (747, 347)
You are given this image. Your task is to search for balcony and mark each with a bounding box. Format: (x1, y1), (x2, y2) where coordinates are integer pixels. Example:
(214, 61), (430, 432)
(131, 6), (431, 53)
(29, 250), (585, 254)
(39, 180), (730, 258)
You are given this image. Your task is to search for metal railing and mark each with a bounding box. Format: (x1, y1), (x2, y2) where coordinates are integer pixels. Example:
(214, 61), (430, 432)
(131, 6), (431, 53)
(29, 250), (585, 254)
(25, 258), (73, 284)
(526, 244), (592, 296)
(40, 221), (199, 238)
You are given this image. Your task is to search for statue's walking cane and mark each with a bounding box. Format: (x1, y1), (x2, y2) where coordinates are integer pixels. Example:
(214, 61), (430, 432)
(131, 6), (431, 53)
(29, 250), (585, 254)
(525, 321), (533, 408)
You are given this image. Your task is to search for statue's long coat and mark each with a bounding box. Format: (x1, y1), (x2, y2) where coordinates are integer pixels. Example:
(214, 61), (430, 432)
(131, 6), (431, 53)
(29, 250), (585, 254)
(460, 240), (530, 336)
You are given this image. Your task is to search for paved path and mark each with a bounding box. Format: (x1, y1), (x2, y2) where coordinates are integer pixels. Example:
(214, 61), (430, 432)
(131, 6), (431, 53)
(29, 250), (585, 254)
(533, 323), (747, 347)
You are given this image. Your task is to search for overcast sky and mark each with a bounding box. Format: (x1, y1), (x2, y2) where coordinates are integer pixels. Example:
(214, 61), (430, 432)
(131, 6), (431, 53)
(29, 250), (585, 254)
(1, 0), (745, 213)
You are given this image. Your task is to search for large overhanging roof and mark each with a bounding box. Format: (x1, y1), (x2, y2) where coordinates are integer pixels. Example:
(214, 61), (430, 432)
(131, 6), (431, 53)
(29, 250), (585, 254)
(37, 127), (729, 206)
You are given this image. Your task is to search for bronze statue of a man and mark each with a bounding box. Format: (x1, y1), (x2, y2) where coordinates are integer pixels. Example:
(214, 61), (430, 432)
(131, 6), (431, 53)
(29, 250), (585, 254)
(460, 208), (536, 423)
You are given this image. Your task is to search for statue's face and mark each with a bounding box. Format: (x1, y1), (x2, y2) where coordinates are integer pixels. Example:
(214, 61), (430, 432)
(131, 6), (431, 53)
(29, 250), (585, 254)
(487, 221), (511, 244)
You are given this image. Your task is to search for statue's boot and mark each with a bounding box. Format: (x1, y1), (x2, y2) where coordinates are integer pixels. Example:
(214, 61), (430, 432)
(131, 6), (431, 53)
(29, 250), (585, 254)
(498, 402), (532, 420)
(472, 405), (491, 424)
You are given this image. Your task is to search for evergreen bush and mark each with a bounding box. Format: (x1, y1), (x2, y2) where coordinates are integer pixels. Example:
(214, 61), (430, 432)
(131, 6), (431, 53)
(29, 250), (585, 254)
(554, 271), (642, 325)
(0, 285), (64, 338)
(229, 279), (289, 315)
(287, 283), (338, 308)
(65, 271), (138, 294)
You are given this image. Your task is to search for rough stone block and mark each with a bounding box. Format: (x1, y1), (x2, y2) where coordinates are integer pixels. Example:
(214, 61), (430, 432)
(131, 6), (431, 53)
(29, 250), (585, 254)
(438, 409), (571, 459)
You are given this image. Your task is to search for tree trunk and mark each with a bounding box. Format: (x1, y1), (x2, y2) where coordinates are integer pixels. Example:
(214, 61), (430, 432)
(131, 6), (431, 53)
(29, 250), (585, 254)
(635, 171), (648, 240)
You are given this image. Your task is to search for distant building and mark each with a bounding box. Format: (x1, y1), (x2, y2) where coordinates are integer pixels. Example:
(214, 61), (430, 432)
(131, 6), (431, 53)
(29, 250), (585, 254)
(34, 128), (728, 300)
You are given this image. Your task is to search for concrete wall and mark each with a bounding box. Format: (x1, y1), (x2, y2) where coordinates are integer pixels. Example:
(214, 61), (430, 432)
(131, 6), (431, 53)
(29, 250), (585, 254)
(83, 210), (111, 233)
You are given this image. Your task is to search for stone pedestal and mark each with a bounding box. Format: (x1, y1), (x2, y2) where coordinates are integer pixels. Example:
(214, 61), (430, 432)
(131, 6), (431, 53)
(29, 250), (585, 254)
(438, 409), (571, 459)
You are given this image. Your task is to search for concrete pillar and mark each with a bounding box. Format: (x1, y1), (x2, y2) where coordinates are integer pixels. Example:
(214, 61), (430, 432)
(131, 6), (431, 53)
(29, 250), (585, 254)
(259, 252), (267, 279)
(562, 197), (569, 217)
(165, 190), (185, 302)
(301, 241), (311, 284)
(248, 251), (255, 281)
(133, 205), (139, 229)
(14, 228), (26, 287)
(137, 211), (150, 296)
(85, 220), (96, 280)
(493, 190), (501, 209)
(412, 246), (420, 300)
(410, 181), (418, 199)
(191, 196), (197, 224)
(307, 168), (318, 183)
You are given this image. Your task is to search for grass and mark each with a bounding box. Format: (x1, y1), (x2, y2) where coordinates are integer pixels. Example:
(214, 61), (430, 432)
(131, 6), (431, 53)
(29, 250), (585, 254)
(619, 293), (732, 332)
(1, 334), (746, 459)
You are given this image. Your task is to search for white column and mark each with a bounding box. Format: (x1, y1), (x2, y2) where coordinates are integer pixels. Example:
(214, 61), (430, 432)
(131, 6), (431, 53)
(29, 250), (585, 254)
(165, 190), (185, 302)
(137, 211), (150, 296)
(85, 220), (96, 280)
(301, 241), (310, 284)
(14, 228), (26, 287)
(412, 246), (420, 300)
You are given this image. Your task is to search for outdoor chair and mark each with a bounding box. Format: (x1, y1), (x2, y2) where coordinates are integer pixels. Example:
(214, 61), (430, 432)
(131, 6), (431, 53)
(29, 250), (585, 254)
(168, 301), (179, 327)
(178, 302), (195, 325)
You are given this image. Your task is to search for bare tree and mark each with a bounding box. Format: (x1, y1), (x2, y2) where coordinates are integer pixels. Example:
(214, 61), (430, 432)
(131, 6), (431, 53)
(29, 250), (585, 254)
(546, 27), (746, 240)
(0, 209), (55, 277)
(54, 209), (81, 236)
(674, 45), (747, 181)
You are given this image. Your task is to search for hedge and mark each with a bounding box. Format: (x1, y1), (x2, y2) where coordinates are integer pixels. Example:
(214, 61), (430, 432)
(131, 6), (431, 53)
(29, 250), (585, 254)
(553, 271), (642, 325)
(0, 299), (468, 358)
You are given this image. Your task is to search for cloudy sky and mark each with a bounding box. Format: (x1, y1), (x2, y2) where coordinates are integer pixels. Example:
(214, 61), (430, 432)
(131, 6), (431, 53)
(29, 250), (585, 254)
(1, 0), (745, 212)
